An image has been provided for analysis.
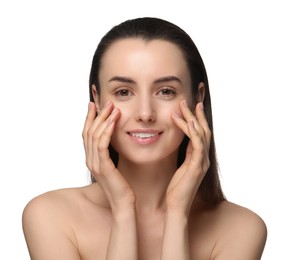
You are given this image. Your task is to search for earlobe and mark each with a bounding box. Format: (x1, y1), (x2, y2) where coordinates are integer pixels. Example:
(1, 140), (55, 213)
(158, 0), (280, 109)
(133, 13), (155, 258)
(92, 84), (101, 112)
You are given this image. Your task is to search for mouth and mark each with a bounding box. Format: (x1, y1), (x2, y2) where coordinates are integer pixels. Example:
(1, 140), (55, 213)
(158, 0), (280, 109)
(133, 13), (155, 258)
(127, 130), (163, 144)
(129, 132), (158, 138)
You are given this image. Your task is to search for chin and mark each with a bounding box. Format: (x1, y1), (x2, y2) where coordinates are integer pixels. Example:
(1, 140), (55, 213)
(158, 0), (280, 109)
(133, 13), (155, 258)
(116, 147), (179, 166)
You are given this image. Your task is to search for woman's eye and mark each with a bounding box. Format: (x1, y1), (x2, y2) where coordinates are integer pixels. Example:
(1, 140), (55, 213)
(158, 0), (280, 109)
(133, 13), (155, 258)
(115, 89), (131, 96)
(158, 88), (176, 97)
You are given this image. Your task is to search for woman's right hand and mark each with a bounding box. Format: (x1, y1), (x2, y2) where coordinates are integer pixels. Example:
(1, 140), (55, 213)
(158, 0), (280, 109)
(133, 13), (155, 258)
(82, 101), (136, 214)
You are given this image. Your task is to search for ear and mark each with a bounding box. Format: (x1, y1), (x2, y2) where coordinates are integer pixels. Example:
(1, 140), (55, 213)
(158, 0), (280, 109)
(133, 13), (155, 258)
(92, 84), (101, 112)
(197, 82), (205, 103)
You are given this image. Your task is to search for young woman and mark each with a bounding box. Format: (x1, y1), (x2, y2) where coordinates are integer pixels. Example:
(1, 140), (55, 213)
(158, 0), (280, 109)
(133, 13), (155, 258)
(22, 17), (267, 260)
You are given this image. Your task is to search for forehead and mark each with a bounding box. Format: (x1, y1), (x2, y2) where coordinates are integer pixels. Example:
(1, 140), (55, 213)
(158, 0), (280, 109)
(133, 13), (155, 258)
(99, 38), (190, 82)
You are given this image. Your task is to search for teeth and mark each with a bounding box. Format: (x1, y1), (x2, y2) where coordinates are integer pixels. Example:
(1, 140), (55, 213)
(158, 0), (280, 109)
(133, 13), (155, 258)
(130, 133), (157, 138)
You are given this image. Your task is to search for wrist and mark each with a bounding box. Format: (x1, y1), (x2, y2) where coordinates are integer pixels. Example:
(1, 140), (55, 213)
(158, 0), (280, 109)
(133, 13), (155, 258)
(112, 204), (137, 222)
(165, 207), (190, 223)
(166, 203), (191, 216)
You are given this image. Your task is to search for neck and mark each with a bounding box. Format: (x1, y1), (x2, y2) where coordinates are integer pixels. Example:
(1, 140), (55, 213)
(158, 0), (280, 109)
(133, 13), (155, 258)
(117, 155), (178, 214)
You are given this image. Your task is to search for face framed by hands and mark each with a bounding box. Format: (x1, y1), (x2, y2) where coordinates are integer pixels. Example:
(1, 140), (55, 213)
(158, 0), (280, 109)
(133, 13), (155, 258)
(92, 38), (201, 165)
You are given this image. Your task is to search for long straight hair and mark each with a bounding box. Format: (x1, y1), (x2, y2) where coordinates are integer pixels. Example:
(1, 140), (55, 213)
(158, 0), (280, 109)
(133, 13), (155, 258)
(89, 17), (225, 204)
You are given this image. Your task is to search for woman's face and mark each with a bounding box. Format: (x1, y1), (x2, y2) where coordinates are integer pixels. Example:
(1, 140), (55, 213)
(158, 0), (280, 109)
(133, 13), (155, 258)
(98, 38), (192, 164)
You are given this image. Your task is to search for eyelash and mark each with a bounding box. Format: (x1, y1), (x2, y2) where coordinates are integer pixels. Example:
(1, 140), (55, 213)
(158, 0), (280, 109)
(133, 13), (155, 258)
(113, 87), (177, 99)
(157, 87), (176, 97)
(114, 89), (132, 97)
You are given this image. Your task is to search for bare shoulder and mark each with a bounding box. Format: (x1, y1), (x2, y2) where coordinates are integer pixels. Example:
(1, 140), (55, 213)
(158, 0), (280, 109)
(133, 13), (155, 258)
(212, 200), (267, 259)
(23, 186), (89, 226)
(22, 184), (109, 260)
(22, 184), (107, 223)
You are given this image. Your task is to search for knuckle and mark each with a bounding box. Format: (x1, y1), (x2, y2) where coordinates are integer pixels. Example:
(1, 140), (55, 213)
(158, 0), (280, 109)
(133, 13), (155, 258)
(92, 130), (101, 141)
(97, 139), (106, 153)
(85, 158), (92, 171)
(82, 129), (87, 140)
(91, 164), (100, 176)
(189, 166), (204, 181)
(85, 114), (90, 123)
(196, 142), (205, 154)
(202, 125), (211, 136)
(198, 129), (205, 138)
(202, 156), (210, 172)
(87, 128), (94, 139)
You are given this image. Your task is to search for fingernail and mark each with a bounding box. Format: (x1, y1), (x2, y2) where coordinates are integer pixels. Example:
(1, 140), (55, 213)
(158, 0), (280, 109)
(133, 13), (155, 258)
(108, 118), (115, 126)
(172, 112), (180, 118)
(112, 107), (118, 114)
(105, 100), (112, 107)
(88, 101), (94, 109)
(182, 100), (188, 107)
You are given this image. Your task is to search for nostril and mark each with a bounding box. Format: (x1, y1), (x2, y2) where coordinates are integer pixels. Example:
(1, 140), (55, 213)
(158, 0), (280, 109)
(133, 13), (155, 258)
(136, 115), (156, 123)
(136, 111), (156, 122)
(134, 99), (156, 122)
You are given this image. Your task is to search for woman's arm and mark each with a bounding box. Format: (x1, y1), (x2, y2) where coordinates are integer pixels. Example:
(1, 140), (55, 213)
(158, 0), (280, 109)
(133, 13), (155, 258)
(161, 101), (211, 259)
(23, 101), (138, 260)
(162, 100), (267, 259)
(161, 210), (191, 260)
(83, 101), (138, 260)
(106, 206), (138, 259)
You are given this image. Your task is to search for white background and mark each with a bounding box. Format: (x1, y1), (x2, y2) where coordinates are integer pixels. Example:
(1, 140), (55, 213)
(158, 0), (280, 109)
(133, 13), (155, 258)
(0, 0), (288, 259)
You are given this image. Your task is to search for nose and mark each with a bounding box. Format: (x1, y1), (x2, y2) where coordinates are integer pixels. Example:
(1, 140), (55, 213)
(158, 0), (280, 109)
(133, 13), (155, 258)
(135, 96), (156, 123)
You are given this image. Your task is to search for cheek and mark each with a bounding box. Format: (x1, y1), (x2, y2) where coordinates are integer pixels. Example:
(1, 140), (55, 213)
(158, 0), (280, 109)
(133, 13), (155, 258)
(166, 104), (185, 136)
(109, 106), (127, 142)
(160, 102), (182, 121)
(160, 104), (184, 138)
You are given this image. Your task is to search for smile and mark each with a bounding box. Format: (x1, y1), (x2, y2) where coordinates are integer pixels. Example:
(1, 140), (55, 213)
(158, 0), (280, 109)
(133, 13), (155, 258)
(127, 130), (163, 145)
(129, 133), (158, 138)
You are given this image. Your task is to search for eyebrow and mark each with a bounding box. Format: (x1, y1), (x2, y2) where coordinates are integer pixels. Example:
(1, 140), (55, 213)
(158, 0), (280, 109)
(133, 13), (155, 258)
(154, 76), (182, 84)
(108, 76), (135, 84)
(108, 75), (183, 85)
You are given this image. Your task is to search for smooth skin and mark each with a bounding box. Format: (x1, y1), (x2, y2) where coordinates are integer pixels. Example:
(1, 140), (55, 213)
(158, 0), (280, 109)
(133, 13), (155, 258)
(22, 39), (267, 260)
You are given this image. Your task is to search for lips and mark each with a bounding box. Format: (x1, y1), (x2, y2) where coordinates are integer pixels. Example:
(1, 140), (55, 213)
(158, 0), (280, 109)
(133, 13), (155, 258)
(129, 132), (158, 138)
(127, 129), (163, 145)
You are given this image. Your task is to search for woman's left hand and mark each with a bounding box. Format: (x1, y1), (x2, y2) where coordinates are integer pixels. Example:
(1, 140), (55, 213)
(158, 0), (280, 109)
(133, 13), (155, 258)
(166, 100), (211, 214)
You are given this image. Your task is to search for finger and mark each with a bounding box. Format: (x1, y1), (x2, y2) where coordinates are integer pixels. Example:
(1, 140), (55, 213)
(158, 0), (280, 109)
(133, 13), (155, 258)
(91, 107), (120, 174)
(88, 100), (114, 137)
(171, 100), (204, 138)
(187, 121), (204, 159)
(174, 100), (203, 140)
(96, 107), (120, 160)
(195, 102), (211, 148)
(187, 121), (210, 173)
(171, 112), (190, 136)
(91, 106), (120, 151)
(180, 100), (209, 140)
(97, 121), (115, 162)
(85, 101), (114, 168)
(172, 113), (204, 167)
(82, 101), (113, 152)
(82, 102), (97, 143)
(170, 100), (196, 135)
(82, 102), (97, 165)
(180, 100), (197, 124)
